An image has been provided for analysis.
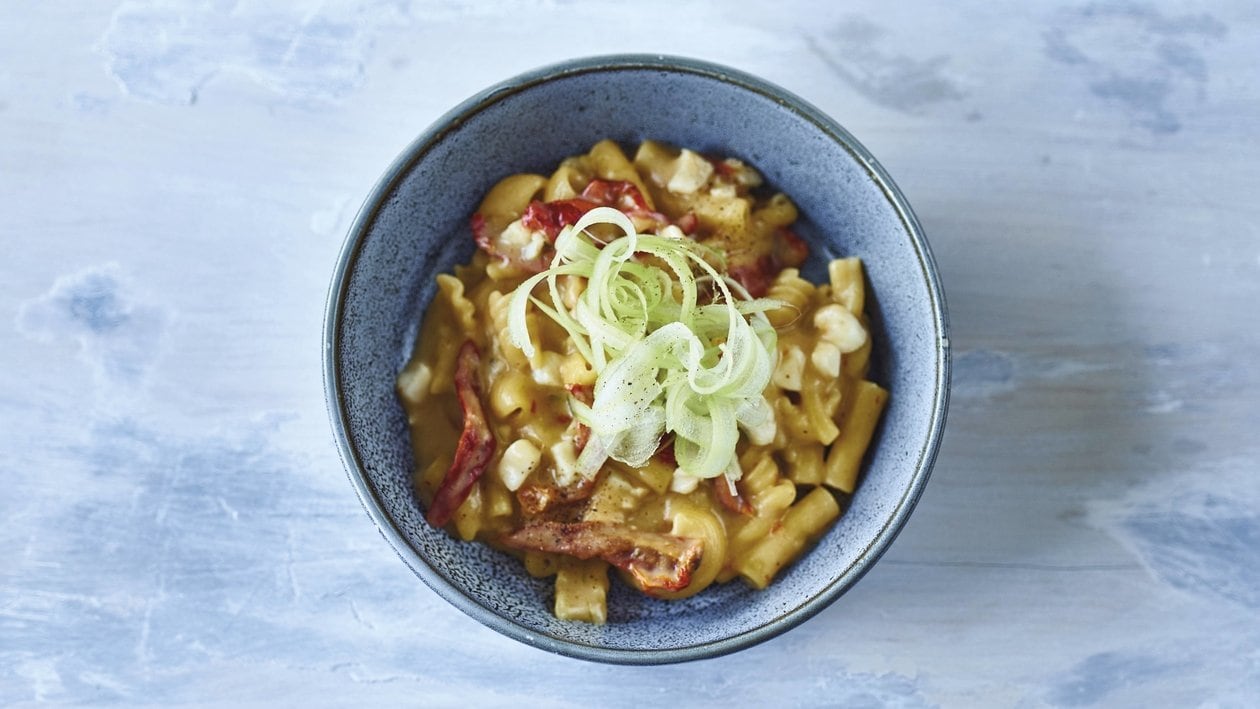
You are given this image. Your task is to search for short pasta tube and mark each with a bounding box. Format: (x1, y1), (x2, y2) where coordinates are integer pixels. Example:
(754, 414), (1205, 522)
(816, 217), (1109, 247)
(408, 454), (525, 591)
(425, 275), (480, 395)
(721, 480), (797, 581)
(554, 558), (610, 624)
(736, 487), (840, 589)
(824, 380), (889, 493)
(452, 485), (484, 542)
(828, 257), (866, 316)
(799, 373), (842, 445)
(783, 442), (826, 486)
(753, 193), (798, 229)
(476, 173), (548, 245)
(765, 268), (813, 329)
(544, 161), (585, 201)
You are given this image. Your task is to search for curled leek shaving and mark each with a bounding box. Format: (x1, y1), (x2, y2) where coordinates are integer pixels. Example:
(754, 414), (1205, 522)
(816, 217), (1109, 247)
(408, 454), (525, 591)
(507, 206), (779, 482)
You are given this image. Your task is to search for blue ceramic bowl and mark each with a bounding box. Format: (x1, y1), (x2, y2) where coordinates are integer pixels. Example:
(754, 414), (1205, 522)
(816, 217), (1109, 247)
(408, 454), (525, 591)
(324, 55), (949, 664)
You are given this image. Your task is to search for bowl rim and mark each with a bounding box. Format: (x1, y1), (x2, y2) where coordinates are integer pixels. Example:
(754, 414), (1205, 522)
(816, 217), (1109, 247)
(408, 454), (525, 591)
(323, 53), (951, 664)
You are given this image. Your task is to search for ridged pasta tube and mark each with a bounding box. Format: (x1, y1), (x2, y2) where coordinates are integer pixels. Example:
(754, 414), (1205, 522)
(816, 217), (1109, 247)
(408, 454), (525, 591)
(737, 487), (840, 589)
(824, 380), (889, 493)
(765, 268), (813, 329)
(554, 558), (609, 624)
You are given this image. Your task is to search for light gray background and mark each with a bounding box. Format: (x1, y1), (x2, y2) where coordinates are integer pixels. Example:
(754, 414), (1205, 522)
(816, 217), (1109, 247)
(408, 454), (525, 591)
(3, 1), (1257, 706)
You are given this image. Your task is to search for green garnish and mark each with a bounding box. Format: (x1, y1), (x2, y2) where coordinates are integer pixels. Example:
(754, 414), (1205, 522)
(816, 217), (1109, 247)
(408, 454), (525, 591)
(508, 207), (778, 482)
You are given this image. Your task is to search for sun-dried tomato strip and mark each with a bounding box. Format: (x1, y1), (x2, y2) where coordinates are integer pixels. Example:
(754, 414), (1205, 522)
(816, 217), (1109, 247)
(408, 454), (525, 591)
(472, 179), (679, 272)
(426, 340), (497, 528)
(714, 476), (755, 517)
(580, 179), (649, 212)
(652, 436), (676, 466)
(727, 255), (778, 298)
(501, 521), (703, 593)
(675, 212), (698, 235)
(580, 180), (671, 231)
(515, 472), (599, 517)
(521, 198), (598, 238)
(470, 212), (493, 254)
(564, 383), (594, 453)
(520, 180), (671, 238)
(774, 226), (809, 268)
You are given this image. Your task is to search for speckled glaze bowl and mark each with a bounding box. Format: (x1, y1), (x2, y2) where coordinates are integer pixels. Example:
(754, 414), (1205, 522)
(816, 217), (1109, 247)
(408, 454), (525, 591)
(324, 55), (949, 664)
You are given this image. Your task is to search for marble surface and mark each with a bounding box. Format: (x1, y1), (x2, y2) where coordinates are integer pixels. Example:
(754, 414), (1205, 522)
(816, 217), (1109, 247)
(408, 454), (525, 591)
(3, 1), (1258, 706)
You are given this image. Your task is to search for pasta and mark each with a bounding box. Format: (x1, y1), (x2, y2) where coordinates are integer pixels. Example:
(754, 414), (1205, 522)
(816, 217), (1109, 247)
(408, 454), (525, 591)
(398, 140), (888, 622)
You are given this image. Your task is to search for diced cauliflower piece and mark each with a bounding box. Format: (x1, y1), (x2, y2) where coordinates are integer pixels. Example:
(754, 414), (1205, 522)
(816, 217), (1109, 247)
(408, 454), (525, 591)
(813, 303), (867, 353)
(397, 361), (432, 404)
(550, 439), (581, 487)
(670, 471), (700, 494)
(658, 224), (686, 240)
(721, 158), (763, 189)
(772, 345), (806, 391)
(738, 398), (776, 446)
(498, 439), (541, 491)
(667, 149), (714, 194)
(500, 218), (546, 259)
(811, 341), (842, 377)
(530, 351), (564, 386)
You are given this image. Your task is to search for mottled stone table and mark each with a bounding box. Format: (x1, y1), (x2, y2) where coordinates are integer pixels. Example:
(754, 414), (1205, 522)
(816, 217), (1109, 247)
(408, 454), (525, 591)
(4, 1), (1257, 705)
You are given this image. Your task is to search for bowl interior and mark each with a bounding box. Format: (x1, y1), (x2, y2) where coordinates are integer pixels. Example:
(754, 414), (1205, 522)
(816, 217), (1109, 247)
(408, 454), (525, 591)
(326, 56), (948, 663)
